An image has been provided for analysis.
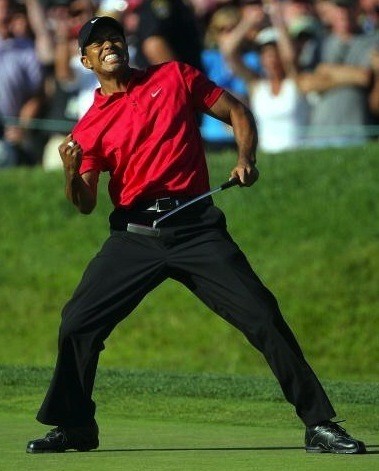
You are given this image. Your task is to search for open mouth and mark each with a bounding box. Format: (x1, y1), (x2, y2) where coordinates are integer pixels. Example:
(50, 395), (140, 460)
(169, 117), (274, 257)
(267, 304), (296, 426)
(103, 53), (121, 63)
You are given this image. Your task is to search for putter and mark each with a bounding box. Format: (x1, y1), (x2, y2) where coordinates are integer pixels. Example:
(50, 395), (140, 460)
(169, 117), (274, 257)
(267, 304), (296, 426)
(127, 177), (239, 237)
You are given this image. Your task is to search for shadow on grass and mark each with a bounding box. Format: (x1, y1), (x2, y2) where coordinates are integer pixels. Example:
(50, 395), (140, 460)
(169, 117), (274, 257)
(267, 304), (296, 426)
(94, 446), (303, 452)
(88, 444), (379, 454)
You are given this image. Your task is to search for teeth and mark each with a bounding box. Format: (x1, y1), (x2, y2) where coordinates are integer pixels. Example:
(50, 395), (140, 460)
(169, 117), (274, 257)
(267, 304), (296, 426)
(104, 54), (119, 62)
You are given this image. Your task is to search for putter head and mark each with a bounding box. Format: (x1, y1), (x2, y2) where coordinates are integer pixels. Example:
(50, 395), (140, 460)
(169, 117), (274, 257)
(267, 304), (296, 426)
(127, 223), (160, 237)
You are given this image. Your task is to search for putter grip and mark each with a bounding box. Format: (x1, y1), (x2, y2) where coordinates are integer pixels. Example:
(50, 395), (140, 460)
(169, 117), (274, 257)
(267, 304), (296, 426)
(220, 177), (239, 190)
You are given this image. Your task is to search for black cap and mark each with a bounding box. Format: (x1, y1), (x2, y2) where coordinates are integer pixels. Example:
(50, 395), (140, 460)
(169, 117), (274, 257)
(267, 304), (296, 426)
(78, 16), (125, 55)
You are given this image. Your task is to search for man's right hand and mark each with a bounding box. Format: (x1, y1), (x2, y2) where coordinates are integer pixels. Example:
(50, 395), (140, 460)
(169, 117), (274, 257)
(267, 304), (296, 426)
(231, 161), (259, 187)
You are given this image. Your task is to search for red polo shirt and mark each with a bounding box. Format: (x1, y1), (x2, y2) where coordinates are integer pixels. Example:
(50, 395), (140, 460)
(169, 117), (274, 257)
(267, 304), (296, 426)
(73, 61), (224, 208)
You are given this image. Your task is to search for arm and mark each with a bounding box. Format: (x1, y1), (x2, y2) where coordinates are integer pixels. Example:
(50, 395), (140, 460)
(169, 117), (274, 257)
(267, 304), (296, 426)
(59, 134), (99, 214)
(265, 0), (299, 77)
(298, 64), (372, 94)
(4, 49), (44, 145)
(207, 91), (259, 187)
(316, 64), (372, 88)
(54, 18), (75, 83)
(218, 16), (262, 84)
(369, 50), (379, 116)
(24, 0), (55, 64)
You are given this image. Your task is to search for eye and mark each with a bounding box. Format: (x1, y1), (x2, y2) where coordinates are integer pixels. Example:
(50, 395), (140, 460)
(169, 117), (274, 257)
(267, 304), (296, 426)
(87, 39), (102, 48)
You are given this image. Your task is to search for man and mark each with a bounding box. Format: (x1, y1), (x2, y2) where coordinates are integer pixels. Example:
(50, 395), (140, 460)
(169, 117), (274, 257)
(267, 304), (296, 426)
(26, 16), (366, 454)
(303, 0), (379, 146)
(0, 0), (44, 166)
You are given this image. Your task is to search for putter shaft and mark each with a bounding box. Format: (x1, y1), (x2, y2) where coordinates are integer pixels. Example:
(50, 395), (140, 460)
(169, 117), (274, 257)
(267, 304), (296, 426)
(126, 177), (239, 237)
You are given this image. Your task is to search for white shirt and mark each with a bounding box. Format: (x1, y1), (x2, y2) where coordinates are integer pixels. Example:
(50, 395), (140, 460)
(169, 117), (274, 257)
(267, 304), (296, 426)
(250, 78), (310, 153)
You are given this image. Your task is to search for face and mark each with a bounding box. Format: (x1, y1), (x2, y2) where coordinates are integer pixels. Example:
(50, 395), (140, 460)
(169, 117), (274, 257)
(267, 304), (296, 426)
(329, 4), (356, 34)
(260, 44), (285, 78)
(81, 25), (129, 76)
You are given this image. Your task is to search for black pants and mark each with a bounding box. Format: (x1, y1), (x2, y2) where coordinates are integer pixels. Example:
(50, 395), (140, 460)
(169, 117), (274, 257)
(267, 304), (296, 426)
(37, 203), (336, 427)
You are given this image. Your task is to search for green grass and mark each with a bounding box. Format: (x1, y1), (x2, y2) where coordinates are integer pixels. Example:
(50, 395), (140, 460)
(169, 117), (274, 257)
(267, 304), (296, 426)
(0, 366), (378, 470)
(0, 144), (378, 380)
(2, 415), (378, 471)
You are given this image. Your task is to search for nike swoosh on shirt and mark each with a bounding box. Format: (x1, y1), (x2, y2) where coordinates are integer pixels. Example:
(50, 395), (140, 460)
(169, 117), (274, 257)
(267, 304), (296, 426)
(151, 88), (162, 98)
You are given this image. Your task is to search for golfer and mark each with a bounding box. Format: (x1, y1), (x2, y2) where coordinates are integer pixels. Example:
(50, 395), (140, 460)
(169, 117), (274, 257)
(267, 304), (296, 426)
(27, 16), (365, 454)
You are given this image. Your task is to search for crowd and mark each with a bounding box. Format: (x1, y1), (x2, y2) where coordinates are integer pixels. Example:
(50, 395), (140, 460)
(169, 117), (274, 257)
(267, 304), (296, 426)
(0, 0), (379, 168)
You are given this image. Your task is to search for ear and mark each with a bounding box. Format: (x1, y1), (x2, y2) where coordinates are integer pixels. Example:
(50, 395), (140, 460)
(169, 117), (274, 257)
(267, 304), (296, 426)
(81, 55), (93, 70)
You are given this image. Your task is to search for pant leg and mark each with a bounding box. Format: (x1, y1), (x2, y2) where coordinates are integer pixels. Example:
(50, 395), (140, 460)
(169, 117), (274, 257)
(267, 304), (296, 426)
(37, 231), (168, 427)
(167, 206), (336, 426)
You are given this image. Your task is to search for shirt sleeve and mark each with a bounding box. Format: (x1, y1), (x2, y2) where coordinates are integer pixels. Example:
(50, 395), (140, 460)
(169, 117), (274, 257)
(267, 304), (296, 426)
(176, 62), (224, 112)
(79, 155), (104, 175)
(72, 128), (107, 175)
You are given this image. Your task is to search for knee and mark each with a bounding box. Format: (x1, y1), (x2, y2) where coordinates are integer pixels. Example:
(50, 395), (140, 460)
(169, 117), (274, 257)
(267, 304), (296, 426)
(58, 307), (106, 354)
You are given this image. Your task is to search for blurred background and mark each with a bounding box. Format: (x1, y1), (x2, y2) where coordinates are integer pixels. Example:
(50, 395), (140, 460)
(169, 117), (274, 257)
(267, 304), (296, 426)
(0, 0), (379, 168)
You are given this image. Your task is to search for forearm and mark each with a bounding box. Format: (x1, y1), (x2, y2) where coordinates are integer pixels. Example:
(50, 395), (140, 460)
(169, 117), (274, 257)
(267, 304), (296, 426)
(230, 102), (258, 165)
(369, 71), (379, 115)
(323, 64), (371, 87)
(220, 20), (260, 82)
(225, 52), (258, 83)
(55, 41), (74, 82)
(24, 0), (54, 64)
(267, 0), (298, 76)
(224, 19), (255, 55)
(207, 92), (258, 185)
(300, 65), (371, 94)
(369, 51), (379, 115)
(64, 171), (97, 214)
(59, 135), (98, 214)
(19, 96), (43, 122)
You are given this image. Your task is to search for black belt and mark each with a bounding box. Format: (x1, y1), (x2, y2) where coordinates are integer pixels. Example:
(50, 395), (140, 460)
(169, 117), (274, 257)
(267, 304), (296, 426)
(134, 196), (212, 213)
(140, 197), (184, 212)
(110, 197), (213, 231)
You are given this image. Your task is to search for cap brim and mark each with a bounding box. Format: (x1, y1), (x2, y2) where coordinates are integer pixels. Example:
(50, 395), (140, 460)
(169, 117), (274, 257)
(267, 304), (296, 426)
(79, 16), (125, 54)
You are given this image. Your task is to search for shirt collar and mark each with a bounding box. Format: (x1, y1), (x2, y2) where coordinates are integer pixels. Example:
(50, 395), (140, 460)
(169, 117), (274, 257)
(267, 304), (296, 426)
(93, 68), (147, 109)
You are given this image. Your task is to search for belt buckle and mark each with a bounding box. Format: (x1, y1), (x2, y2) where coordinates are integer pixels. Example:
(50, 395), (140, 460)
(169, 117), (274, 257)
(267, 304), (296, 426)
(156, 197), (174, 212)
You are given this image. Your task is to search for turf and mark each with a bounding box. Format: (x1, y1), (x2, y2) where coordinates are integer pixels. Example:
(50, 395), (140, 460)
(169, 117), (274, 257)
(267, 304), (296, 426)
(0, 366), (378, 470)
(1, 413), (378, 471)
(0, 144), (378, 380)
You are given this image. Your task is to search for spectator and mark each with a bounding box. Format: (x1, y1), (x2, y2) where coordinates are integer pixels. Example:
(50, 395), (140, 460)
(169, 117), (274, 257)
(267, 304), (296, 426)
(220, 3), (312, 153)
(42, 0), (97, 170)
(313, 0), (337, 28)
(189, 0), (232, 18)
(0, 0), (44, 166)
(201, 4), (261, 149)
(8, 2), (33, 41)
(133, 0), (203, 70)
(302, 0), (378, 146)
(277, 0), (323, 72)
(281, 0), (317, 24)
(358, 0), (379, 32)
(368, 47), (379, 136)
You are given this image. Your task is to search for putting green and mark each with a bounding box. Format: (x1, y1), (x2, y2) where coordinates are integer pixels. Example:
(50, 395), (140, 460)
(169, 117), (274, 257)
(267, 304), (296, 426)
(1, 413), (377, 471)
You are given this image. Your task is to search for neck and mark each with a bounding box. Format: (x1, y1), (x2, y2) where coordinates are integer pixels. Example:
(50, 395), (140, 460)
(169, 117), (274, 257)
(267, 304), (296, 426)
(98, 67), (133, 95)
